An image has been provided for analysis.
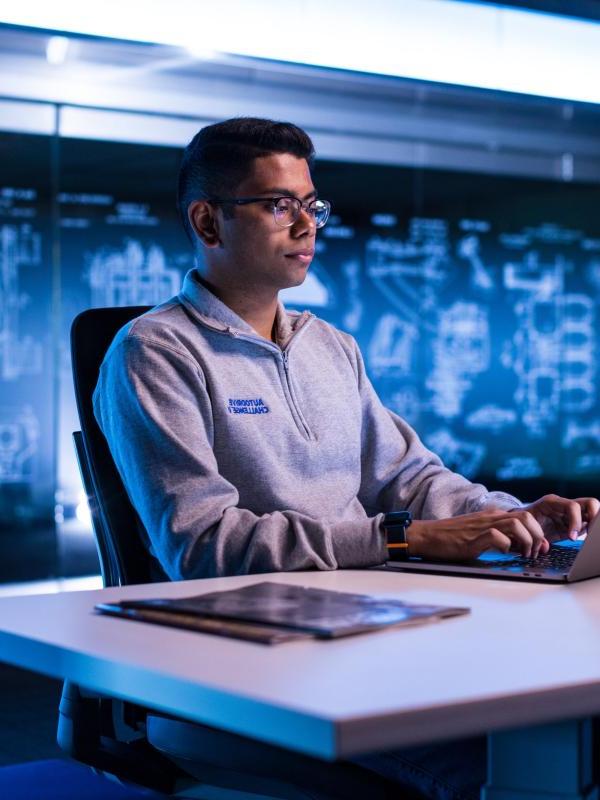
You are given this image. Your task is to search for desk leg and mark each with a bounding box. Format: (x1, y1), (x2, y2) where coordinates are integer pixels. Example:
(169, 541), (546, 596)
(481, 719), (598, 800)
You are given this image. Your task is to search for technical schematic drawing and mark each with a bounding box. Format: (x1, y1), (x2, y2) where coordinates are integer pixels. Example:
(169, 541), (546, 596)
(365, 218), (449, 331)
(560, 294), (595, 414)
(562, 420), (600, 473)
(466, 404), (517, 433)
(0, 405), (39, 484)
(457, 234), (494, 290)
(571, 453), (600, 474)
(496, 456), (543, 481)
(501, 250), (595, 434)
(87, 239), (182, 307)
(503, 250), (568, 295)
(4, 161), (600, 519)
(367, 314), (418, 376)
(341, 259), (363, 332)
(563, 419), (600, 450)
(560, 418), (600, 475)
(0, 224), (43, 381)
(425, 428), (486, 479)
(381, 385), (421, 426)
(426, 302), (490, 419)
(585, 258), (600, 292)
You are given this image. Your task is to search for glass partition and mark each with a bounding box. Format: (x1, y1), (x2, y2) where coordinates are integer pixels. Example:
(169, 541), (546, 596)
(0, 131), (55, 582)
(1, 113), (599, 584)
(55, 138), (193, 575)
(304, 162), (600, 500)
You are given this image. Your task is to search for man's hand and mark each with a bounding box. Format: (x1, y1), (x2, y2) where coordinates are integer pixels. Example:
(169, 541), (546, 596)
(521, 494), (600, 541)
(406, 495), (599, 562)
(407, 509), (548, 561)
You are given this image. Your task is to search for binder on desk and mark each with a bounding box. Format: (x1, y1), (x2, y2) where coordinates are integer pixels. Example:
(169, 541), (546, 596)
(95, 581), (470, 644)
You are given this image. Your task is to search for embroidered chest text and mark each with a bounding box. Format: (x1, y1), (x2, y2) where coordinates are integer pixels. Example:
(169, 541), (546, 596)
(227, 398), (270, 415)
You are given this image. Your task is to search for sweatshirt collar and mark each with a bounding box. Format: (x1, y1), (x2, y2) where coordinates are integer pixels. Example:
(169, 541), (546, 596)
(179, 269), (311, 348)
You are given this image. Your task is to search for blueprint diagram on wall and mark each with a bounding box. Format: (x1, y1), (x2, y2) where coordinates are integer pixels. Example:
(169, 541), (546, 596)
(0, 224), (45, 501)
(0, 405), (39, 483)
(57, 185), (193, 505)
(51, 153), (600, 500)
(87, 239), (182, 308)
(0, 223), (43, 381)
(0, 173), (53, 518)
(5, 134), (600, 533)
(59, 191), (190, 313)
(287, 163), (600, 491)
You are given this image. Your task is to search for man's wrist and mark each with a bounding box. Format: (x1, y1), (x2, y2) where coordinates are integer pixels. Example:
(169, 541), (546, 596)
(382, 511), (412, 561)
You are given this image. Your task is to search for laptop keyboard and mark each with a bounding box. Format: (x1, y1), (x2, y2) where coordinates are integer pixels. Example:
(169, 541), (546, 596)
(517, 548), (577, 571)
(480, 543), (579, 574)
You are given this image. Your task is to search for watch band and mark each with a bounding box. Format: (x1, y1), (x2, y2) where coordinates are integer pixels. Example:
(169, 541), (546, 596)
(383, 510), (412, 561)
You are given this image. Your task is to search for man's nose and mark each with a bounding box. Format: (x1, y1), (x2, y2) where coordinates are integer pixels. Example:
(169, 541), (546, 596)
(292, 206), (315, 235)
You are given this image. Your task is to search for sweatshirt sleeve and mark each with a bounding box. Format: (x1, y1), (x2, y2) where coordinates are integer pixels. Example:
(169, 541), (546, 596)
(350, 340), (522, 518)
(93, 334), (388, 580)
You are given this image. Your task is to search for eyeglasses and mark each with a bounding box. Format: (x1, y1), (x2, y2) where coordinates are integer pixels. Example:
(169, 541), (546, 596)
(210, 195), (331, 229)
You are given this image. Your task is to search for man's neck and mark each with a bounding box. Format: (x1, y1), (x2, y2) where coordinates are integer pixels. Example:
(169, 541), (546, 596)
(198, 274), (278, 343)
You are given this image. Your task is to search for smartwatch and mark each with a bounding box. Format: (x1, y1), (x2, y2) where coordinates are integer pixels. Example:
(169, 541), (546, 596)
(382, 510), (412, 561)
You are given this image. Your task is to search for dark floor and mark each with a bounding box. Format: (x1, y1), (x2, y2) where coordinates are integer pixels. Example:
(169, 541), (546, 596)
(0, 663), (65, 766)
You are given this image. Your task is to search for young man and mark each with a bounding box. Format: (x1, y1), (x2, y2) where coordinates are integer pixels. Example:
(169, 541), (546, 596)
(94, 116), (597, 582)
(93, 117), (598, 800)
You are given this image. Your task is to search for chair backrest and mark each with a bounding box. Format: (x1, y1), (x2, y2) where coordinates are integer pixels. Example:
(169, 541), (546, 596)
(71, 306), (154, 587)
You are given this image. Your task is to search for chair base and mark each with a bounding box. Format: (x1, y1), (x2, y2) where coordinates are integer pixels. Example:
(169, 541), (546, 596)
(148, 714), (423, 800)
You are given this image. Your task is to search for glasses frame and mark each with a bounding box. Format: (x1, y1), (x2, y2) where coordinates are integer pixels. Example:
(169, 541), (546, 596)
(210, 195), (331, 229)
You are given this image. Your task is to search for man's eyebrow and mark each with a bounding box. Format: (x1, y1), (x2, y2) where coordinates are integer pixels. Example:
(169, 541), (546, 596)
(257, 187), (318, 200)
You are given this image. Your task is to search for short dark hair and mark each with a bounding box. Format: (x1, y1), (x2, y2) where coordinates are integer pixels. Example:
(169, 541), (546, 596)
(177, 117), (316, 243)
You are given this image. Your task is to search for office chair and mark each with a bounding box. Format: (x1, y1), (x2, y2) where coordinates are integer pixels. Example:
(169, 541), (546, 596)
(60, 305), (420, 800)
(69, 305), (156, 587)
(59, 306), (180, 793)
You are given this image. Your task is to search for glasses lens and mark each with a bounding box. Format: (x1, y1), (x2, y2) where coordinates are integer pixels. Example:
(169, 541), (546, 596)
(272, 198), (331, 228)
(273, 197), (299, 227)
(312, 200), (330, 229)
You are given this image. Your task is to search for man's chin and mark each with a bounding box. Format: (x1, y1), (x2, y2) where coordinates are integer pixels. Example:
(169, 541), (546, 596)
(279, 264), (311, 290)
(279, 274), (309, 291)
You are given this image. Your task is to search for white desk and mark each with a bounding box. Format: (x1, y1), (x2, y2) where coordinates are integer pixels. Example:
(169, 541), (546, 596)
(0, 569), (599, 798)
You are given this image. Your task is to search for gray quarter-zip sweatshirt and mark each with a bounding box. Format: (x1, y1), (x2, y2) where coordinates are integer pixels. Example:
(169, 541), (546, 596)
(93, 268), (521, 580)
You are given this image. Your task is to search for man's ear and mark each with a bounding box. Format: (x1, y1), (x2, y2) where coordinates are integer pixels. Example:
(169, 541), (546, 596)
(188, 200), (222, 248)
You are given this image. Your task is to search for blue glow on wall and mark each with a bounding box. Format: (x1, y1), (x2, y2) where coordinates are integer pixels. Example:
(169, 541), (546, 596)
(2, 133), (600, 553)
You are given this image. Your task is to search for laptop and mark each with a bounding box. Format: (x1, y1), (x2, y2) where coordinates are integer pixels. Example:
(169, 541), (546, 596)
(385, 512), (600, 583)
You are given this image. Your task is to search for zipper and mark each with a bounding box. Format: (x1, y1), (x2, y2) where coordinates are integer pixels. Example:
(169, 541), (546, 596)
(281, 348), (315, 441)
(227, 329), (280, 355)
(197, 313), (316, 441)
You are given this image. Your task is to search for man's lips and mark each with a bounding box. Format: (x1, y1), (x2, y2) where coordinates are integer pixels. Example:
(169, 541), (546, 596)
(284, 249), (314, 263)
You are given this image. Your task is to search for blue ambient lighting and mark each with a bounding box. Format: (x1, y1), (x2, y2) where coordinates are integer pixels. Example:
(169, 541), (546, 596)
(0, 2), (599, 104)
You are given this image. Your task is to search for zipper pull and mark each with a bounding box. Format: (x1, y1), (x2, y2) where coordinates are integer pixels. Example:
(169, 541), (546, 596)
(282, 349), (289, 369)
